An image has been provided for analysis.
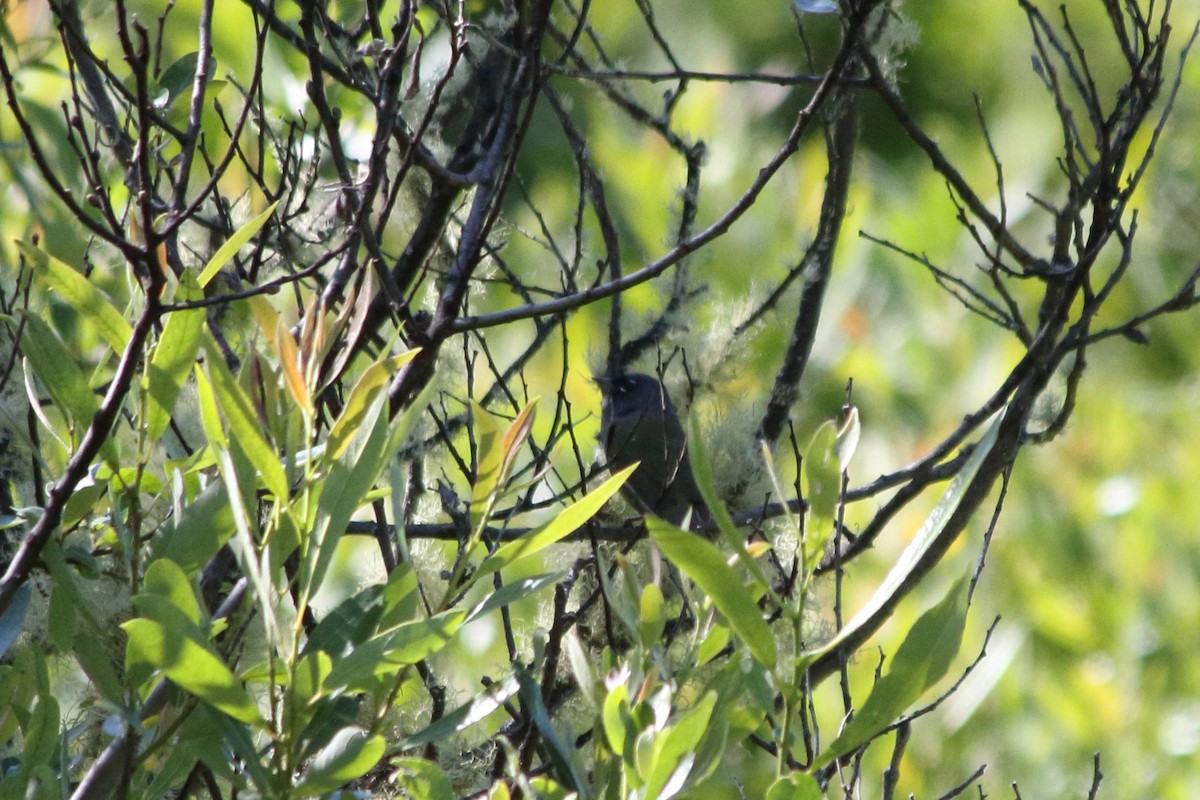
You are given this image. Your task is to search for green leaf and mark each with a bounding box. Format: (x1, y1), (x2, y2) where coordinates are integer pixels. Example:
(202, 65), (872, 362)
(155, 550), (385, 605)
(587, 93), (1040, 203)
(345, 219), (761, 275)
(152, 479), (236, 573)
(644, 691), (717, 799)
(685, 412), (741, 548)
(142, 558), (203, 626)
(816, 575), (969, 767)
(325, 351), (419, 461)
(639, 583), (666, 649)
(469, 400), (537, 534)
(391, 758), (454, 800)
(9, 694), (60, 791)
(200, 336), (288, 501)
(47, 580), (75, 651)
(467, 572), (563, 622)
(0, 582), (31, 660)
(602, 682), (632, 756)
(803, 413), (1002, 665)
(765, 773), (823, 800)
(72, 632), (124, 707)
(200, 704), (274, 792)
(123, 616), (263, 725)
(687, 414), (781, 606)
(297, 696), (360, 761)
(156, 51), (217, 109)
(145, 273), (204, 442)
(295, 726), (386, 794)
(303, 365), (428, 603)
(143, 710), (229, 798)
(304, 586), (386, 658)
(476, 465), (634, 577)
(17, 312), (97, 424)
(803, 420), (840, 526)
(197, 200), (280, 288)
(323, 611), (466, 692)
(0, 649), (38, 756)
(648, 519), (777, 669)
(517, 666), (588, 793)
(394, 674), (519, 750)
(19, 241), (132, 351)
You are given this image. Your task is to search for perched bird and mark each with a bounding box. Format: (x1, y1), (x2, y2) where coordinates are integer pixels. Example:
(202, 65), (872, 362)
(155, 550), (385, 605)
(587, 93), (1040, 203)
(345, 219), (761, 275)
(597, 373), (709, 529)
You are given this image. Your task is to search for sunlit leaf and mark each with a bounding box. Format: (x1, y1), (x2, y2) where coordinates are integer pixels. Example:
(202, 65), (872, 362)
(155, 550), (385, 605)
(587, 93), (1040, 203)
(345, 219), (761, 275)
(816, 575), (969, 766)
(197, 200), (280, 288)
(765, 772), (823, 800)
(19, 241), (131, 351)
(648, 520), (777, 669)
(393, 674), (520, 750)
(803, 412), (1002, 665)
(295, 725), (386, 794)
(476, 465), (634, 577)
(123, 617), (263, 725)
(201, 336), (288, 501)
(469, 400), (537, 534)
(323, 610), (466, 692)
(326, 350), (419, 461)
(145, 273), (204, 442)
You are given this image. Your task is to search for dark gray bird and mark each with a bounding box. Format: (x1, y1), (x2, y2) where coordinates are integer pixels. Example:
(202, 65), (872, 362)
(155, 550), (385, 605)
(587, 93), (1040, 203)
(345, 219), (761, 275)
(597, 373), (709, 529)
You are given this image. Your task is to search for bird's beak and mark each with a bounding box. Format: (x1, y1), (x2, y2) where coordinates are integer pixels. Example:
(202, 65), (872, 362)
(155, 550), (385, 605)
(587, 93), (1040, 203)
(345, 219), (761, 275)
(593, 375), (613, 391)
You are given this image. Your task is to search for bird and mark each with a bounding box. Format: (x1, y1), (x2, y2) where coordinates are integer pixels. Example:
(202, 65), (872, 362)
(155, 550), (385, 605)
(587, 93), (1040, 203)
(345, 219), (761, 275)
(596, 373), (710, 529)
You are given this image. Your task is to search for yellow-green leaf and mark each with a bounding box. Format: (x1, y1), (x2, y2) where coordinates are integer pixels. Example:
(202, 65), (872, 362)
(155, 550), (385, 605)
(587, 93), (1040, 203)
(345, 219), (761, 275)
(649, 520), (777, 669)
(19, 241), (131, 351)
(197, 201), (280, 288)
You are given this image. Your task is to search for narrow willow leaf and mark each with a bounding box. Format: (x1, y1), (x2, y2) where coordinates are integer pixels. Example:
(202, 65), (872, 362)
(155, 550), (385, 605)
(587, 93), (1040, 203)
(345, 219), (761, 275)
(393, 675), (519, 751)
(467, 572), (563, 623)
(467, 400), (538, 536)
(326, 350), (419, 462)
(765, 773), (823, 800)
(275, 317), (312, 413)
(517, 666), (588, 793)
(197, 200), (280, 288)
(648, 520), (777, 669)
(122, 617), (263, 725)
(803, 411), (1003, 664)
(323, 610), (466, 692)
(688, 413), (780, 606)
(304, 382), (390, 600)
(18, 313), (97, 424)
(476, 465), (634, 577)
(816, 575), (969, 767)
(19, 241), (132, 351)
(295, 726), (386, 794)
(145, 273), (204, 442)
(201, 336), (288, 501)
